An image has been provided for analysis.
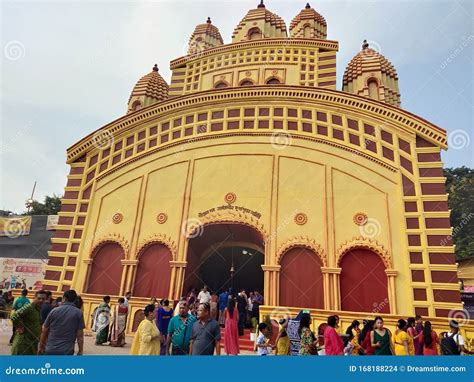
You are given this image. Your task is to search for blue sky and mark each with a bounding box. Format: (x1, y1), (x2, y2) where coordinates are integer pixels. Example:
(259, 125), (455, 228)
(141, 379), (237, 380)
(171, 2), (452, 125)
(1, 0), (473, 213)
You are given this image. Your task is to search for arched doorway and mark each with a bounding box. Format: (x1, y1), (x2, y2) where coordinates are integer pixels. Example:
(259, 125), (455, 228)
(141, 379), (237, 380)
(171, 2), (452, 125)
(184, 223), (264, 295)
(340, 248), (389, 313)
(86, 242), (124, 295)
(133, 243), (172, 299)
(279, 247), (324, 309)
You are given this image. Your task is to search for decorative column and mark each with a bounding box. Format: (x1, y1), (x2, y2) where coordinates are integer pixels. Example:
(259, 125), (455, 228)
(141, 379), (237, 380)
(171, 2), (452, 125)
(385, 269), (398, 314)
(169, 260), (187, 301)
(80, 258), (93, 293)
(121, 259), (138, 295)
(321, 267), (342, 310)
(261, 265), (280, 306)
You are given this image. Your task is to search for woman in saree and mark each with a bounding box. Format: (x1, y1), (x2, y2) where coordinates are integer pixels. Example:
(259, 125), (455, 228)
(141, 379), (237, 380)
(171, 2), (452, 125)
(130, 304), (161, 355)
(109, 297), (128, 347)
(93, 295), (111, 345)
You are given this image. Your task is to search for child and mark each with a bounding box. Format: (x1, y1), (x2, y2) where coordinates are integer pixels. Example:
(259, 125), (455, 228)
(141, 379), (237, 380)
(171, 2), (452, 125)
(256, 322), (274, 355)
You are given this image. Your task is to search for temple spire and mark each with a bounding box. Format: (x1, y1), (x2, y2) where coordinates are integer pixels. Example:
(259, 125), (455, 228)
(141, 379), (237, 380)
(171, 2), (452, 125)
(362, 39), (369, 50)
(258, 0), (265, 8)
(152, 64), (158, 72)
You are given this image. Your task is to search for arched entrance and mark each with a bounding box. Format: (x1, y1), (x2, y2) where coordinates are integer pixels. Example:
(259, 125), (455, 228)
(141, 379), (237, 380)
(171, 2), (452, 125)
(133, 243), (172, 298)
(184, 223), (264, 295)
(279, 247), (324, 309)
(86, 242), (124, 296)
(340, 248), (389, 313)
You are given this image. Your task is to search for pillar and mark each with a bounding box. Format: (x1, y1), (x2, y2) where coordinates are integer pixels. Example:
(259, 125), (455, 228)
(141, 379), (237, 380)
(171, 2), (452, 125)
(321, 267), (342, 310)
(121, 259), (138, 295)
(385, 269), (398, 314)
(169, 260), (187, 301)
(261, 264), (280, 306)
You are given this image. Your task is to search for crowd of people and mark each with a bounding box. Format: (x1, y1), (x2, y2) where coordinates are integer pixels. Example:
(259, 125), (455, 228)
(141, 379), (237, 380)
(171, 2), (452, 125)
(3, 287), (472, 356)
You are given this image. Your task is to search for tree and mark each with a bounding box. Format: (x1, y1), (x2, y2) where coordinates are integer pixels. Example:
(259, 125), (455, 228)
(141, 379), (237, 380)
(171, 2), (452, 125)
(23, 195), (62, 216)
(444, 167), (474, 260)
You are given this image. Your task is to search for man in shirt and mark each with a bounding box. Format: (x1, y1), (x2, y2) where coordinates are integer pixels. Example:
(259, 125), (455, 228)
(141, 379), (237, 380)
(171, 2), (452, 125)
(123, 291), (131, 308)
(11, 290), (46, 355)
(197, 286), (211, 305)
(38, 289), (85, 355)
(9, 289), (30, 345)
(167, 300), (196, 355)
(189, 302), (221, 355)
(40, 291), (53, 324)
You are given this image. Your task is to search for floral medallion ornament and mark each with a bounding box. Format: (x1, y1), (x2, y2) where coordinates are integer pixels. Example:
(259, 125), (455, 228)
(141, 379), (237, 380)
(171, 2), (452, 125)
(112, 213), (123, 224)
(156, 213), (168, 224)
(294, 213), (308, 225)
(224, 192), (236, 205)
(353, 212), (368, 226)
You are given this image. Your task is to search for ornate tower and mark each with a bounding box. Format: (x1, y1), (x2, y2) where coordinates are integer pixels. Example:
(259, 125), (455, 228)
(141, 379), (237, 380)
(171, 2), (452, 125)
(188, 17), (224, 56)
(342, 40), (401, 107)
(289, 3), (327, 39)
(127, 64), (169, 114)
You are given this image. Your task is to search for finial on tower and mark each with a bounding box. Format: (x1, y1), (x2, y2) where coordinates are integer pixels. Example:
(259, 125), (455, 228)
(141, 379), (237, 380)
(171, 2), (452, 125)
(207, 16), (212, 24)
(305, 3), (311, 9)
(362, 40), (369, 50)
(153, 64), (158, 72)
(258, 0), (265, 8)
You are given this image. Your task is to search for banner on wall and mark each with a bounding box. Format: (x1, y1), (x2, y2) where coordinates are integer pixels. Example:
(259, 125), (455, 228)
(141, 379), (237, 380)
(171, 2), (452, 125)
(0, 258), (47, 290)
(46, 215), (59, 230)
(0, 216), (32, 237)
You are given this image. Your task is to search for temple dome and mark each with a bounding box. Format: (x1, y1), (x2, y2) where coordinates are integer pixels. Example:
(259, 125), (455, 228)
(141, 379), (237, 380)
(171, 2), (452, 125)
(127, 64), (169, 114)
(289, 3), (327, 39)
(232, 0), (287, 42)
(188, 17), (224, 55)
(342, 40), (401, 107)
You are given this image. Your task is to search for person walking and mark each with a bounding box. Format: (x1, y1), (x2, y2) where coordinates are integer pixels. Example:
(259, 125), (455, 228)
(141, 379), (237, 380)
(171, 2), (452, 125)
(218, 289), (229, 327)
(393, 319), (414, 356)
(38, 289), (85, 355)
(224, 298), (240, 355)
(298, 313), (318, 356)
(130, 304), (161, 355)
(167, 300), (196, 355)
(9, 289), (30, 345)
(371, 316), (394, 355)
(40, 291), (53, 325)
(156, 299), (173, 355)
(236, 289), (247, 336)
(93, 296), (111, 345)
(11, 290), (46, 355)
(109, 297), (128, 347)
(324, 315), (344, 355)
(197, 286), (211, 305)
(189, 302), (221, 355)
(418, 321), (438, 355)
(275, 318), (290, 355)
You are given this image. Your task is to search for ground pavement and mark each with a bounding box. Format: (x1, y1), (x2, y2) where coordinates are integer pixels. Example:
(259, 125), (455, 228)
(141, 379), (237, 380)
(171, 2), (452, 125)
(0, 319), (254, 355)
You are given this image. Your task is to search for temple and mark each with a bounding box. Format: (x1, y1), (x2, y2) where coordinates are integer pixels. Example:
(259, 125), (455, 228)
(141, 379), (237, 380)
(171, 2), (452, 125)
(42, 2), (470, 335)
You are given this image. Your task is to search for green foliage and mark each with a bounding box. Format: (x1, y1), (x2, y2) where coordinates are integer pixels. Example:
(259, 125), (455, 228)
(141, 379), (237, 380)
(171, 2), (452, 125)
(444, 167), (474, 260)
(23, 195), (62, 216)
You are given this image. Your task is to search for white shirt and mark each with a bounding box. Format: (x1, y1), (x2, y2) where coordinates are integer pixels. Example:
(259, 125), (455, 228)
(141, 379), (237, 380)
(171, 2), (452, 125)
(123, 297), (129, 308)
(197, 291), (211, 304)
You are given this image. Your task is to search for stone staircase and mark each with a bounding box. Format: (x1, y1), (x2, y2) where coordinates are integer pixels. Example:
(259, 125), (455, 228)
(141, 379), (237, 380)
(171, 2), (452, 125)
(220, 327), (256, 352)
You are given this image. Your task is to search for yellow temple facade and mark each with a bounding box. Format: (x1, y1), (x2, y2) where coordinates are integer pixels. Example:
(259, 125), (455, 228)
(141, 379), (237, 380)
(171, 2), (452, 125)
(42, 2), (472, 339)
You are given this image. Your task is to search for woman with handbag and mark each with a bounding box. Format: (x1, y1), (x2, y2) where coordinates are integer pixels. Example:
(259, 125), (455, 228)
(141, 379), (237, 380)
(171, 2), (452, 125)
(298, 313), (319, 355)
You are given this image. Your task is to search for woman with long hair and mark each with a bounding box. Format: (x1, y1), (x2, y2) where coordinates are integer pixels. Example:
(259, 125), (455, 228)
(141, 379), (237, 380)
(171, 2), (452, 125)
(109, 297), (128, 347)
(345, 319), (361, 355)
(93, 295), (111, 345)
(393, 319), (414, 355)
(324, 315), (344, 355)
(360, 320), (375, 355)
(130, 304), (161, 355)
(418, 321), (438, 355)
(224, 297), (240, 355)
(370, 316), (394, 355)
(298, 313), (318, 355)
